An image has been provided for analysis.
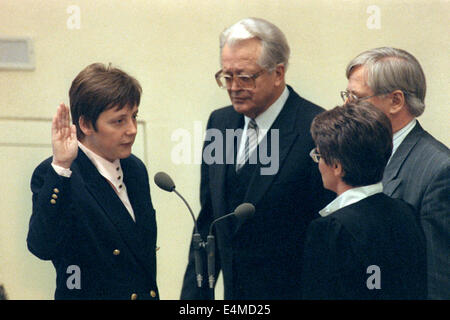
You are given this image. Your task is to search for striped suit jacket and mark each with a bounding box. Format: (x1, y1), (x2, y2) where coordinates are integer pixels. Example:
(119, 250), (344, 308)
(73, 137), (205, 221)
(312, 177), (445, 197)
(382, 121), (450, 299)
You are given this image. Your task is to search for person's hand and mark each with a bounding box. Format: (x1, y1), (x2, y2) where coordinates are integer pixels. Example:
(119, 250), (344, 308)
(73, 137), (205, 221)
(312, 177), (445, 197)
(52, 103), (78, 169)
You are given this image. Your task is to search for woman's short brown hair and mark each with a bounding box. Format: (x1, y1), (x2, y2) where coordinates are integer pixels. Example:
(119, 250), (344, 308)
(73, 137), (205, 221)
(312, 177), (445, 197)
(69, 63), (142, 139)
(310, 101), (393, 187)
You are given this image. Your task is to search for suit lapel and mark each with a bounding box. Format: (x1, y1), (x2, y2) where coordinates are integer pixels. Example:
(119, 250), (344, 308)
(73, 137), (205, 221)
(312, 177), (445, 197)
(121, 158), (146, 225)
(228, 89), (300, 234)
(383, 122), (424, 196)
(244, 90), (299, 206)
(210, 111), (244, 219)
(74, 150), (145, 261)
(120, 158), (158, 277)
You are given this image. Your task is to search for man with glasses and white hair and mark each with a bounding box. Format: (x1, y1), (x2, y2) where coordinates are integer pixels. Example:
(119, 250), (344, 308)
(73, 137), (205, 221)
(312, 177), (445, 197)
(343, 47), (450, 299)
(180, 17), (333, 300)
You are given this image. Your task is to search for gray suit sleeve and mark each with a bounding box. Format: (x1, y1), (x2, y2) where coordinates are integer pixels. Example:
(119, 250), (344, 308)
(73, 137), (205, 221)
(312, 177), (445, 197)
(420, 160), (450, 299)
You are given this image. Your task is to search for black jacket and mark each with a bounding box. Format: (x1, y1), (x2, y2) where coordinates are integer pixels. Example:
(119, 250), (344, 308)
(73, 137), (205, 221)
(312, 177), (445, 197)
(27, 149), (158, 300)
(301, 193), (427, 300)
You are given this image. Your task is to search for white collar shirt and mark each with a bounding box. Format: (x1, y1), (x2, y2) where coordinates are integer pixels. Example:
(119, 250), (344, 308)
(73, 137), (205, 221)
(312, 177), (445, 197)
(78, 142), (136, 222)
(318, 182), (383, 217)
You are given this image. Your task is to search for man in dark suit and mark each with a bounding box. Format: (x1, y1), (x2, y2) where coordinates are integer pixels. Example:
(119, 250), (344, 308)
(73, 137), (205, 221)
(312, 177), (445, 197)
(343, 47), (450, 299)
(27, 63), (159, 300)
(180, 18), (333, 300)
(302, 102), (427, 299)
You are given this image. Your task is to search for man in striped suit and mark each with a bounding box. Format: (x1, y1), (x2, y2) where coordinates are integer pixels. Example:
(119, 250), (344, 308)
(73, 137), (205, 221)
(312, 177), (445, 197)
(343, 47), (450, 299)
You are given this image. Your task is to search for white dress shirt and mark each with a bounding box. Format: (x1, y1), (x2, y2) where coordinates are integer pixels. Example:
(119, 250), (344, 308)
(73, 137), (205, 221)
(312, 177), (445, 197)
(52, 142), (136, 222)
(318, 182), (383, 217)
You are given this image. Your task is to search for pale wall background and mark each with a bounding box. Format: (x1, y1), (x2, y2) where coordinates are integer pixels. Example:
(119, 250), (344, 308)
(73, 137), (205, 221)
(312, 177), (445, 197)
(0, 0), (448, 300)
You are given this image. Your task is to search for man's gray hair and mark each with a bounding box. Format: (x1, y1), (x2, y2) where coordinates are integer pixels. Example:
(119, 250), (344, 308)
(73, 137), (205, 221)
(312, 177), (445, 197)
(346, 47), (426, 117)
(219, 17), (290, 71)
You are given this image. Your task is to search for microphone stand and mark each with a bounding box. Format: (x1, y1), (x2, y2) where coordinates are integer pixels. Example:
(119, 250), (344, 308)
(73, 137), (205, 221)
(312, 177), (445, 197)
(206, 234), (216, 300)
(173, 189), (197, 228)
(154, 172), (216, 297)
(204, 203), (254, 300)
(172, 189), (206, 289)
(206, 214), (232, 300)
(155, 172), (254, 301)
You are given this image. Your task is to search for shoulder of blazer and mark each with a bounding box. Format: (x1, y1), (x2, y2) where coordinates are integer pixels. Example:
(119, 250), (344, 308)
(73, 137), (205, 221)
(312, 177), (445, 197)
(397, 122), (449, 158)
(208, 105), (242, 129)
(206, 86), (326, 135)
(412, 123), (450, 158)
(284, 86), (326, 132)
(121, 153), (147, 174)
(72, 149), (147, 179)
(384, 122), (449, 183)
(286, 85), (325, 116)
(329, 194), (416, 235)
(123, 153), (145, 165)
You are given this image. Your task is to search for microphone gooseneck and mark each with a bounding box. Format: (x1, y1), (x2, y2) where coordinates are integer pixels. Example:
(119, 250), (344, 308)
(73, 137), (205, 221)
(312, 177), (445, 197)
(173, 189), (198, 234)
(208, 202), (255, 235)
(154, 171), (198, 233)
(153, 171), (203, 287)
(207, 203), (255, 289)
(153, 172), (256, 293)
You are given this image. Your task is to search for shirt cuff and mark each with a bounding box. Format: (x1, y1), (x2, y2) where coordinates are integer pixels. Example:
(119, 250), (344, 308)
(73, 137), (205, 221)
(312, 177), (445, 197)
(51, 162), (72, 178)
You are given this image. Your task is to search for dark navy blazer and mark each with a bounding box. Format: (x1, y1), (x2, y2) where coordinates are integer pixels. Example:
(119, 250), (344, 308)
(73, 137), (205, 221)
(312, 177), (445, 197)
(27, 149), (159, 300)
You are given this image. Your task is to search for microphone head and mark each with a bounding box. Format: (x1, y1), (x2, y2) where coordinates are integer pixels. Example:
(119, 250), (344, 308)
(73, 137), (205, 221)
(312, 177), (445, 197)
(154, 171), (176, 192)
(233, 203), (255, 221)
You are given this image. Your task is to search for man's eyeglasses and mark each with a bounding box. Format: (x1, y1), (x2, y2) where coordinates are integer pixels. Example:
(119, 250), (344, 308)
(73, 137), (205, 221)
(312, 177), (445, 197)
(215, 69), (265, 90)
(340, 90), (381, 103)
(309, 148), (321, 163)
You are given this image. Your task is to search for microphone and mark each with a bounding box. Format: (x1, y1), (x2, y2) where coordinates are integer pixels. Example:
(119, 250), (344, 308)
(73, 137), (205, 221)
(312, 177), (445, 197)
(154, 171), (197, 231)
(207, 202), (255, 235)
(207, 203), (255, 289)
(153, 171), (175, 192)
(154, 171), (203, 287)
